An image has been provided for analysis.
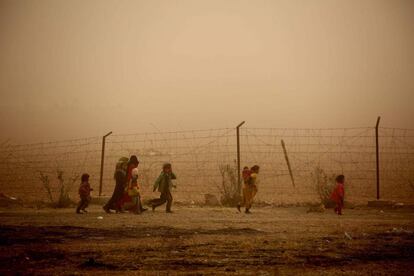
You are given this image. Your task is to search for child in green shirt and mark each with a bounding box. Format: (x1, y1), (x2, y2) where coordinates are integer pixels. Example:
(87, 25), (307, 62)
(151, 163), (177, 213)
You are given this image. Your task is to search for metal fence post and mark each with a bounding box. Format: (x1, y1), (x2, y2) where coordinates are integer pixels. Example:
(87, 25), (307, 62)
(281, 139), (295, 187)
(236, 121), (245, 194)
(99, 131), (113, 196)
(375, 117), (381, 200)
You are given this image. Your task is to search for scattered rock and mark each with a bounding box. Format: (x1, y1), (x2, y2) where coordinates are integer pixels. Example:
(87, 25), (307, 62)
(344, 232), (352, 240)
(0, 192), (22, 207)
(393, 202), (404, 208)
(391, 227), (413, 234)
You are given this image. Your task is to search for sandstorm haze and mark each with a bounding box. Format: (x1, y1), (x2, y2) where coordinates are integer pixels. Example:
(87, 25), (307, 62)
(0, 0), (413, 143)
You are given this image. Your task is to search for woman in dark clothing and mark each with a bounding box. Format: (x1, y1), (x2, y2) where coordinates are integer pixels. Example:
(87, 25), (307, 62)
(117, 155), (140, 211)
(103, 157), (128, 213)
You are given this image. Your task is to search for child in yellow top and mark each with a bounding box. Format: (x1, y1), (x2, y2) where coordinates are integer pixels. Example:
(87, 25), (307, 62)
(124, 168), (146, 214)
(237, 165), (260, 214)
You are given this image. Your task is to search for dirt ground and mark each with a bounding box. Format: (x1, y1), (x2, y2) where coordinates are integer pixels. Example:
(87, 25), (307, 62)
(0, 204), (413, 275)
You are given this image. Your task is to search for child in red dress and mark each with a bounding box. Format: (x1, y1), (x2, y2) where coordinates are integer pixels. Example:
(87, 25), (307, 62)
(331, 175), (345, 215)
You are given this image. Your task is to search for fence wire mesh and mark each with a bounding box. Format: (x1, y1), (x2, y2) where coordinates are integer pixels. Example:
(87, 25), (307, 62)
(0, 127), (413, 205)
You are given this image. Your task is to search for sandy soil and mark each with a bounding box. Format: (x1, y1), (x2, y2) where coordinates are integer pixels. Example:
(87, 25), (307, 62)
(0, 205), (413, 275)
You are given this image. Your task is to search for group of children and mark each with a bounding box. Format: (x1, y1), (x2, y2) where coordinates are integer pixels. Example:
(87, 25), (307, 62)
(77, 157), (346, 216)
(77, 155), (177, 214)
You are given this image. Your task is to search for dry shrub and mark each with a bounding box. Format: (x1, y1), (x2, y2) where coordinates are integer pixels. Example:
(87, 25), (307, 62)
(218, 163), (241, 206)
(39, 172), (54, 203)
(311, 166), (336, 208)
(38, 169), (79, 208)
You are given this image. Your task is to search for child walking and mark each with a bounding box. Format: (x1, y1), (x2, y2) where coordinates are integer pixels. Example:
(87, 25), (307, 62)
(151, 163), (177, 213)
(331, 175), (345, 215)
(237, 165), (260, 214)
(124, 168), (147, 214)
(76, 173), (93, 214)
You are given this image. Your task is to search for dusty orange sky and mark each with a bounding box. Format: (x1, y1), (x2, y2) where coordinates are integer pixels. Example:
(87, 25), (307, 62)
(0, 0), (413, 143)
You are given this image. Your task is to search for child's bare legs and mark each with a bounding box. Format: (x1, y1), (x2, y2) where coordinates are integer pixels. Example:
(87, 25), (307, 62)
(237, 186), (248, 212)
(338, 202), (343, 215)
(335, 200), (344, 215)
(131, 197), (141, 214)
(244, 185), (257, 214)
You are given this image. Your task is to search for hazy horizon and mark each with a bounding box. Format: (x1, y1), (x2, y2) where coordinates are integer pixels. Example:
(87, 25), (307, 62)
(1, 0), (413, 144)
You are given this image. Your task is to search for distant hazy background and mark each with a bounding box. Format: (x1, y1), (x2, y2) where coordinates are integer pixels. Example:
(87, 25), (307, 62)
(1, 0), (413, 143)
